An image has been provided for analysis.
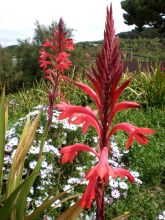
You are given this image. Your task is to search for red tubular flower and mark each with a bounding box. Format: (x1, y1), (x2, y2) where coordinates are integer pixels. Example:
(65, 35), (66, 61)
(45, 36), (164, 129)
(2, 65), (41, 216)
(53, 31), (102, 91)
(65, 39), (74, 51)
(108, 122), (156, 149)
(81, 175), (97, 209)
(56, 102), (102, 137)
(86, 147), (134, 182)
(55, 52), (72, 72)
(80, 147), (135, 208)
(60, 143), (99, 164)
(60, 144), (135, 208)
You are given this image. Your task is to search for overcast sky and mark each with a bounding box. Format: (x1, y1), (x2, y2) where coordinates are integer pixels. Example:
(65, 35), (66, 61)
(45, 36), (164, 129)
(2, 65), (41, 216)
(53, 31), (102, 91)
(0, 0), (134, 47)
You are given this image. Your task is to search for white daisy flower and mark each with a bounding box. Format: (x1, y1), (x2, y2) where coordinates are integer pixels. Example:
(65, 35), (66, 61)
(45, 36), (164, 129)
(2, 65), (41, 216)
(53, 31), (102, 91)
(119, 181), (128, 189)
(111, 189), (120, 199)
(29, 161), (37, 169)
(109, 178), (119, 188)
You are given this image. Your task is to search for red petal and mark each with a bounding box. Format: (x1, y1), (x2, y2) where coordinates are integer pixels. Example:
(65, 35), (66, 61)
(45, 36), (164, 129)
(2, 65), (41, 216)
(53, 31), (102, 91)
(86, 147), (109, 180)
(60, 143), (99, 164)
(86, 70), (102, 99)
(112, 79), (131, 105)
(126, 134), (134, 150)
(108, 101), (140, 125)
(114, 168), (135, 183)
(107, 122), (135, 140)
(134, 134), (149, 145)
(56, 101), (69, 111)
(136, 127), (156, 135)
(74, 81), (102, 111)
(80, 175), (97, 208)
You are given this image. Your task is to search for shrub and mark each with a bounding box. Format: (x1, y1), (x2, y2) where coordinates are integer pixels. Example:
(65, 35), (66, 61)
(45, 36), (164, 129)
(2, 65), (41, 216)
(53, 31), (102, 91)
(123, 67), (165, 108)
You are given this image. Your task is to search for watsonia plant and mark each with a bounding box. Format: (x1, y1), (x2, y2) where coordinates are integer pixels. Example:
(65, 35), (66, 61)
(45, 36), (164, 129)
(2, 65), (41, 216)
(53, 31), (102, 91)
(55, 5), (156, 219)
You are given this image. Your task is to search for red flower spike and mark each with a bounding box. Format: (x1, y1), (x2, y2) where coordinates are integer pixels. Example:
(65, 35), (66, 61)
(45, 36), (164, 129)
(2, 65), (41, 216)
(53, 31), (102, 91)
(55, 6), (156, 214)
(39, 18), (74, 123)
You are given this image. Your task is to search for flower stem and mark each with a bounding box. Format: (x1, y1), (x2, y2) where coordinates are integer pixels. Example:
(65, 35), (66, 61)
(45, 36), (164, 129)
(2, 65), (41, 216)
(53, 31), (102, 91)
(96, 177), (105, 220)
(38, 119), (49, 159)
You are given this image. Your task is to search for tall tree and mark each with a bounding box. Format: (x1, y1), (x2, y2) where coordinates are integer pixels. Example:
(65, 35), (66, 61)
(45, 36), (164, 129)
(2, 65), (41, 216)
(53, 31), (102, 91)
(121, 0), (165, 32)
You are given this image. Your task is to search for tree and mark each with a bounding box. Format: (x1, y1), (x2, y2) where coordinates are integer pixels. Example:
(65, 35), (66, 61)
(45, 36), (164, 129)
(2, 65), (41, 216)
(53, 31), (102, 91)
(121, 0), (165, 32)
(0, 45), (24, 93)
(15, 39), (40, 79)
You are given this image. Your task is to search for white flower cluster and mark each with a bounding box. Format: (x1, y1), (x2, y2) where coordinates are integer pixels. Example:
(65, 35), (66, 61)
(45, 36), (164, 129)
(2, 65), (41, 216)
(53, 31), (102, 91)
(158, 211), (165, 220)
(4, 105), (82, 215)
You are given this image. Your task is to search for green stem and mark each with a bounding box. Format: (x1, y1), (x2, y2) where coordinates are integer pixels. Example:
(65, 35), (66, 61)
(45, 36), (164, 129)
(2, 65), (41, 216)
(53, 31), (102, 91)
(0, 89), (5, 200)
(38, 120), (50, 159)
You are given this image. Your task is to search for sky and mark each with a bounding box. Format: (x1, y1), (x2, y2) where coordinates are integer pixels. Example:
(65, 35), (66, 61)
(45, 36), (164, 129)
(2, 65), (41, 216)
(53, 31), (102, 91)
(0, 0), (135, 47)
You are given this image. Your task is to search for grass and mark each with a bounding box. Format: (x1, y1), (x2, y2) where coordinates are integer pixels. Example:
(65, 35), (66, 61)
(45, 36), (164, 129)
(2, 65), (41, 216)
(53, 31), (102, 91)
(8, 80), (48, 127)
(6, 77), (165, 219)
(109, 107), (165, 219)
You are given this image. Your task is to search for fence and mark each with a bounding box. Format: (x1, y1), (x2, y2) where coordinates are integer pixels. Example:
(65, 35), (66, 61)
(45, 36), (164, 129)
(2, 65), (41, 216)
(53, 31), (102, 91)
(123, 61), (165, 73)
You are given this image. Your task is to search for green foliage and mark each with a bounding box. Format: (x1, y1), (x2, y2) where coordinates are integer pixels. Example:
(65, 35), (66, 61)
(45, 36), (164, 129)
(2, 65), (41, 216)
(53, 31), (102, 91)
(0, 89), (6, 195)
(119, 37), (165, 61)
(0, 91), (42, 219)
(121, 0), (165, 32)
(0, 174), (40, 220)
(122, 67), (165, 107)
(8, 80), (48, 125)
(118, 28), (165, 39)
(15, 39), (41, 82)
(1, 90), (80, 219)
(0, 45), (23, 93)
